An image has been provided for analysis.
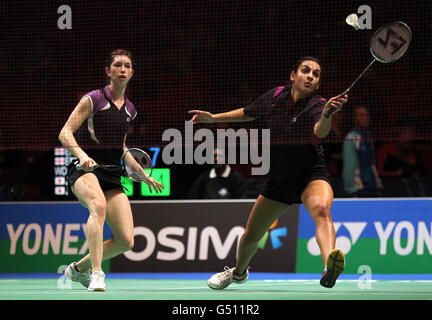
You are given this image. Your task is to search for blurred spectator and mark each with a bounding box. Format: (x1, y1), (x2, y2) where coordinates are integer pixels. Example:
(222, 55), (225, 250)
(0, 148), (26, 201)
(377, 126), (426, 178)
(343, 106), (383, 197)
(0, 183), (26, 201)
(324, 111), (344, 177)
(188, 148), (248, 199)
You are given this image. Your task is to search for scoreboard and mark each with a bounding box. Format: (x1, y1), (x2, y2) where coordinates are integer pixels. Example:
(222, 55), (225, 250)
(53, 147), (171, 197)
(53, 147), (73, 196)
(121, 168), (171, 197)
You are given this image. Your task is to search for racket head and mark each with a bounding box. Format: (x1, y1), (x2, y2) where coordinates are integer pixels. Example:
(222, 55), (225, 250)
(370, 21), (412, 63)
(121, 148), (153, 182)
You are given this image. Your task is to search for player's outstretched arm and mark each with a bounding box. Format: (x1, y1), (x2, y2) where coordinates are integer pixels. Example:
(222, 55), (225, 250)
(188, 108), (255, 124)
(314, 94), (348, 139)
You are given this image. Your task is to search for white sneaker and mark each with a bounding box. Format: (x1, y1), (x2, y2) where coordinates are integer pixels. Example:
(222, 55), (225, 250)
(88, 270), (106, 292)
(64, 262), (91, 288)
(207, 266), (249, 290)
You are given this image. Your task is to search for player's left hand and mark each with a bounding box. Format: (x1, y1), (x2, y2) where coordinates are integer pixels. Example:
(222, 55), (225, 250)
(143, 176), (165, 194)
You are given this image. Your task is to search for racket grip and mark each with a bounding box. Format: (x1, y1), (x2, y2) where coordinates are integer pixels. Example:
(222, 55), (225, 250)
(76, 164), (99, 171)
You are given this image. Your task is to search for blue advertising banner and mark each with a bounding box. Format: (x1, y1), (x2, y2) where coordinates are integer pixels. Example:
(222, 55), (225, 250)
(296, 199), (432, 274)
(0, 202), (112, 272)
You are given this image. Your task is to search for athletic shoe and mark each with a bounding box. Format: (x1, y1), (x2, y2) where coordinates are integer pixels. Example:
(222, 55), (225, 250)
(207, 266), (249, 290)
(64, 262), (91, 288)
(320, 248), (345, 288)
(88, 270), (106, 292)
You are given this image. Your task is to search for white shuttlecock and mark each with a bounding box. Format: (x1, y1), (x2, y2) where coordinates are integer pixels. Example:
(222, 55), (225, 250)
(346, 13), (359, 30)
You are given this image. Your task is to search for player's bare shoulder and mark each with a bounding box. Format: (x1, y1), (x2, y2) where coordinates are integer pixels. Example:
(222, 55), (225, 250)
(75, 96), (93, 117)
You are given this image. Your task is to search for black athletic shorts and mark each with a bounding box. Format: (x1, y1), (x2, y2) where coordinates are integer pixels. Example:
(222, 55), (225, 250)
(67, 159), (125, 194)
(260, 163), (331, 205)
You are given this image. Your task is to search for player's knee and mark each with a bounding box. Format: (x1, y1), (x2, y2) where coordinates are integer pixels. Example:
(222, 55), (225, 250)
(125, 237), (134, 251)
(88, 197), (106, 219)
(116, 236), (134, 252)
(312, 202), (331, 221)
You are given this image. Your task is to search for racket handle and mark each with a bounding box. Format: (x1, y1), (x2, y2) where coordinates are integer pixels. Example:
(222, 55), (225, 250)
(76, 164), (100, 171)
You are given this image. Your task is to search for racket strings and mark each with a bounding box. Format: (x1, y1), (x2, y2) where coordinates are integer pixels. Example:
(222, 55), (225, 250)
(123, 148), (153, 182)
(370, 22), (412, 63)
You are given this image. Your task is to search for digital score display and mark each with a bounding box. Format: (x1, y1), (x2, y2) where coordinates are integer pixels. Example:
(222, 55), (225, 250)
(121, 168), (171, 197)
(53, 147), (73, 196)
(54, 147), (170, 198)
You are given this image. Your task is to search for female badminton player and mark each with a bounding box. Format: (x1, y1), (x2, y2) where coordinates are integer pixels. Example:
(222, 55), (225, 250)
(59, 49), (164, 291)
(189, 57), (348, 289)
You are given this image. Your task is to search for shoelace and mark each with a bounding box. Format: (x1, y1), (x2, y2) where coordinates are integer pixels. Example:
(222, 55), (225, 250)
(92, 272), (105, 282)
(217, 266), (233, 282)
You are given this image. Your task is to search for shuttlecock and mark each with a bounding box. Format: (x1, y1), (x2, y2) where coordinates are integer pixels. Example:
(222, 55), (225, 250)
(346, 13), (359, 30)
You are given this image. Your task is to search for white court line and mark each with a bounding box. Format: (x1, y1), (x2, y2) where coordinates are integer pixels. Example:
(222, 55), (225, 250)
(1, 289), (431, 298)
(28, 290), (432, 297)
(2, 292), (431, 297)
(0, 286), (209, 295)
(392, 280), (432, 283)
(1, 280), (430, 298)
(114, 286), (209, 291)
(262, 280), (378, 283)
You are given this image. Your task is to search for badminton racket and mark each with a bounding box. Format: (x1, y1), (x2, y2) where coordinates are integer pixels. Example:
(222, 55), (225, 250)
(324, 21), (412, 117)
(76, 147), (153, 182)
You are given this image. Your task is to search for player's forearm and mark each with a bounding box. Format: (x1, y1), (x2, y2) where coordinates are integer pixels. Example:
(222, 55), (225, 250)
(59, 97), (93, 162)
(123, 148), (150, 179)
(213, 108), (255, 122)
(314, 115), (332, 139)
(122, 143), (139, 171)
(59, 129), (89, 161)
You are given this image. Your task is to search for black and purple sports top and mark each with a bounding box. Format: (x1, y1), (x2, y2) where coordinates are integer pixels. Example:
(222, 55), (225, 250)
(75, 85), (137, 166)
(243, 86), (327, 178)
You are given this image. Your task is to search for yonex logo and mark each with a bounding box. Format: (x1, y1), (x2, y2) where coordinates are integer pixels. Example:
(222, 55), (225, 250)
(307, 222), (367, 255)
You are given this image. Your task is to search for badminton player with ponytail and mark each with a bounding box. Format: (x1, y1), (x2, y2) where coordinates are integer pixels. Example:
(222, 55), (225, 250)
(59, 49), (164, 291)
(190, 57), (347, 289)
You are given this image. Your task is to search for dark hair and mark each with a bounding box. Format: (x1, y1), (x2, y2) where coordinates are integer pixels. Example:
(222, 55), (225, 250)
(105, 49), (134, 68)
(292, 56), (322, 73)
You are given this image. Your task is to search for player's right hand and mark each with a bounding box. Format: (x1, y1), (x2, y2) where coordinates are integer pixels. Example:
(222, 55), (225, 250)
(188, 110), (215, 124)
(79, 157), (97, 172)
(323, 94), (348, 117)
